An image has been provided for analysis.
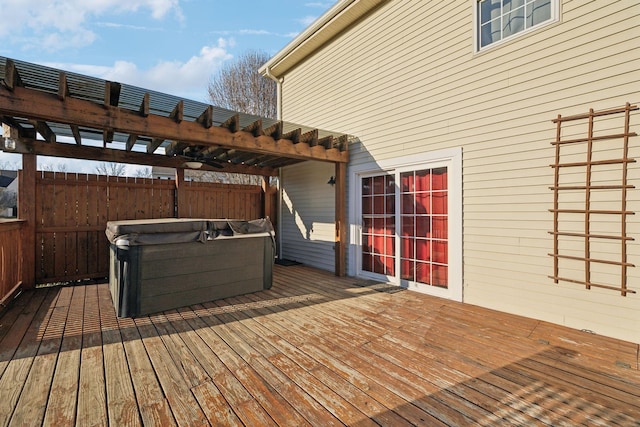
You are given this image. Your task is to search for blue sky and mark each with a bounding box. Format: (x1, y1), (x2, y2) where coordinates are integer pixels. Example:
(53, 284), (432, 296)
(0, 0), (334, 171)
(0, 0), (333, 101)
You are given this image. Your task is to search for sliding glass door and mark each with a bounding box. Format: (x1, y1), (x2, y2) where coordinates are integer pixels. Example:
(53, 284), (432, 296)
(359, 162), (456, 298)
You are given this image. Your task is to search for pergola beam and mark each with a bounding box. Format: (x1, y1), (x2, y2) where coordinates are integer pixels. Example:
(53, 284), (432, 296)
(58, 72), (69, 101)
(146, 137), (165, 154)
(1, 135), (278, 176)
(3, 59), (22, 91)
(0, 85), (349, 163)
(29, 120), (56, 143)
(70, 124), (81, 145)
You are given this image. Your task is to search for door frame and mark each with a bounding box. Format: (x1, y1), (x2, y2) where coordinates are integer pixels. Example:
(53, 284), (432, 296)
(349, 147), (463, 301)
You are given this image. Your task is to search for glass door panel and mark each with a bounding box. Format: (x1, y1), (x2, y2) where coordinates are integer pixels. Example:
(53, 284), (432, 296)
(361, 174), (395, 277)
(400, 167), (449, 289)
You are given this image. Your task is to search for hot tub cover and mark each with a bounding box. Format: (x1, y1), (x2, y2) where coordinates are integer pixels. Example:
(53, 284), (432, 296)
(105, 217), (274, 246)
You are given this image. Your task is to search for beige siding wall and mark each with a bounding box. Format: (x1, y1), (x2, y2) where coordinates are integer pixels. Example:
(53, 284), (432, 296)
(278, 0), (640, 342)
(280, 161), (336, 271)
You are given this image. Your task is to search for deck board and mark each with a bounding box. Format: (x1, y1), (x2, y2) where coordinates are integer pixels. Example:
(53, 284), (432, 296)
(76, 284), (107, 427)
(0, 265), (639, 426)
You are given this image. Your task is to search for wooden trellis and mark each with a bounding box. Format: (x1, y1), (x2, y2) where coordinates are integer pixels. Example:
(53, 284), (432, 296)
(549, 103), (638, 296)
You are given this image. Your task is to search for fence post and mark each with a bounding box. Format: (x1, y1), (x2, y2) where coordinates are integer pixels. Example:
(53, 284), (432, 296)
(175, 168), (186, 218)
(261, 176), (272, 220)
(19, 153), (36, 288)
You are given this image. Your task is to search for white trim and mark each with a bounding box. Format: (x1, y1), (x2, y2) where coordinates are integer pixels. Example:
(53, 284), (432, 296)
(349, 147), (463, 301)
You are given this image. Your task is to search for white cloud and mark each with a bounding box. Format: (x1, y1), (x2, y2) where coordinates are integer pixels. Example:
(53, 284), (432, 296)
(211, 29), (294, 38)
(298, 15), (319, 27)
(96, 22), (162, 31)
(44, 39), (233, 100)
(0, 0), (184, 51)
(304, 2), (333, 8)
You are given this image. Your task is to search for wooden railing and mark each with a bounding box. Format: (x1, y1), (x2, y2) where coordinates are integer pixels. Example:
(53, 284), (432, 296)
(0, 220), (23, 305)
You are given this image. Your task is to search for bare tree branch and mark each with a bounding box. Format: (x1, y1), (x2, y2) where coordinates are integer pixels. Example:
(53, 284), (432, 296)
(208, 50), (277, 119)
(0, 188), (17, 211)
(95, 162), (126, 176)
(134, 167), (152, 178)
(0, 160), (19, 170)
(40, 163), (68, 172)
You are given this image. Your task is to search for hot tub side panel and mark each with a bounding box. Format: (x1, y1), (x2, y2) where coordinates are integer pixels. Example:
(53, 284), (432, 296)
(135, 235), (273, 316)
(110, 244), (143, 318)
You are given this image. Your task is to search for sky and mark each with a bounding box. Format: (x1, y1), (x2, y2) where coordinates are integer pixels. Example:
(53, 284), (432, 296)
(0, 0), (335, 173)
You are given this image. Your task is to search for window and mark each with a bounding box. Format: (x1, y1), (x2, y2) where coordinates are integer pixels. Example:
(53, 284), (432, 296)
(478, 0), (555, 50)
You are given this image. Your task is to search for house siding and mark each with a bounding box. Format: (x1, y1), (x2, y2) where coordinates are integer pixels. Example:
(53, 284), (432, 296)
(280, 161), (336, 271)
(276, 0), (640, 342)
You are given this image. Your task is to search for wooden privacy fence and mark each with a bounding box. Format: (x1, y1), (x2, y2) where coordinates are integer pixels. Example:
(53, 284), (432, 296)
(0, 220), (23, 304)
(182, 182), (263, 219)
(33, 172), (269, 285)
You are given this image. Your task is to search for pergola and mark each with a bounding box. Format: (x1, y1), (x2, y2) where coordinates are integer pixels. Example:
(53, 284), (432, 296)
(0, 56), (350, 284)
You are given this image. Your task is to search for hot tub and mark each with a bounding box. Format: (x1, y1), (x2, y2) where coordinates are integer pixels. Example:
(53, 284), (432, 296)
(106, 218), (275, 317)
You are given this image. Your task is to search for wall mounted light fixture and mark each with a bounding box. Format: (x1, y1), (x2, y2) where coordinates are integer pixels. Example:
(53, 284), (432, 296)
(327, 176), (336, 186)
(184, 161), (203, 169)
(3, 137), (16, 151)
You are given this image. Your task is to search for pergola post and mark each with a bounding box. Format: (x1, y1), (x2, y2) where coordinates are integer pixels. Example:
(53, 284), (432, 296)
(261, 176), (274, 221)
(175, 168), (187, 218)
(19, 152), (36, 289)
(335, 161), (347, 277)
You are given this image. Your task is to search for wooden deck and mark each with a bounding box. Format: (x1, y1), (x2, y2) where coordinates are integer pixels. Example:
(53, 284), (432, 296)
(0, 265), (639, 426)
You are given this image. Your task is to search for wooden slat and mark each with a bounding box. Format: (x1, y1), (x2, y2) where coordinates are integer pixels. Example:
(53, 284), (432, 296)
(551, 132), (637, 145)
(139, 93), (150, 117)
(197, 105), (213, 128)
(221, 113), (239, 132)
(116, 315), (176, 426)
(30, 120), (56, 142)
(170, 100), (183, 123)
(5, 288), (73, 425)
(18, 156), (36, 289)
(243, 118), (263, 136)
(70, 124), (81, 145)
(132, 316), (209, 426)
(549, 253), (635, 267)
(76, 284), (107, 427)
(0, 290), (46, 378)
(64, 174), (78, 279)
(0, 221), (23, 303)
(0, 289), (60, 425)
(146, 137), (164, 154)
(3, 59), (22, 91)
(41, 286), (85, 426)
(125, 134), (137, 151)
(58, 72), (69, 101)
(551, 157), (636, 168)
(98, 284), (141, 426)
(552, 104), (638, 122)
(620, 102), (632, 295)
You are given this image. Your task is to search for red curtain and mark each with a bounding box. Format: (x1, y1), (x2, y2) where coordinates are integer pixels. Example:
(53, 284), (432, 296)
(363, 174), (395, 276)
(400, 168), (448, 287)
